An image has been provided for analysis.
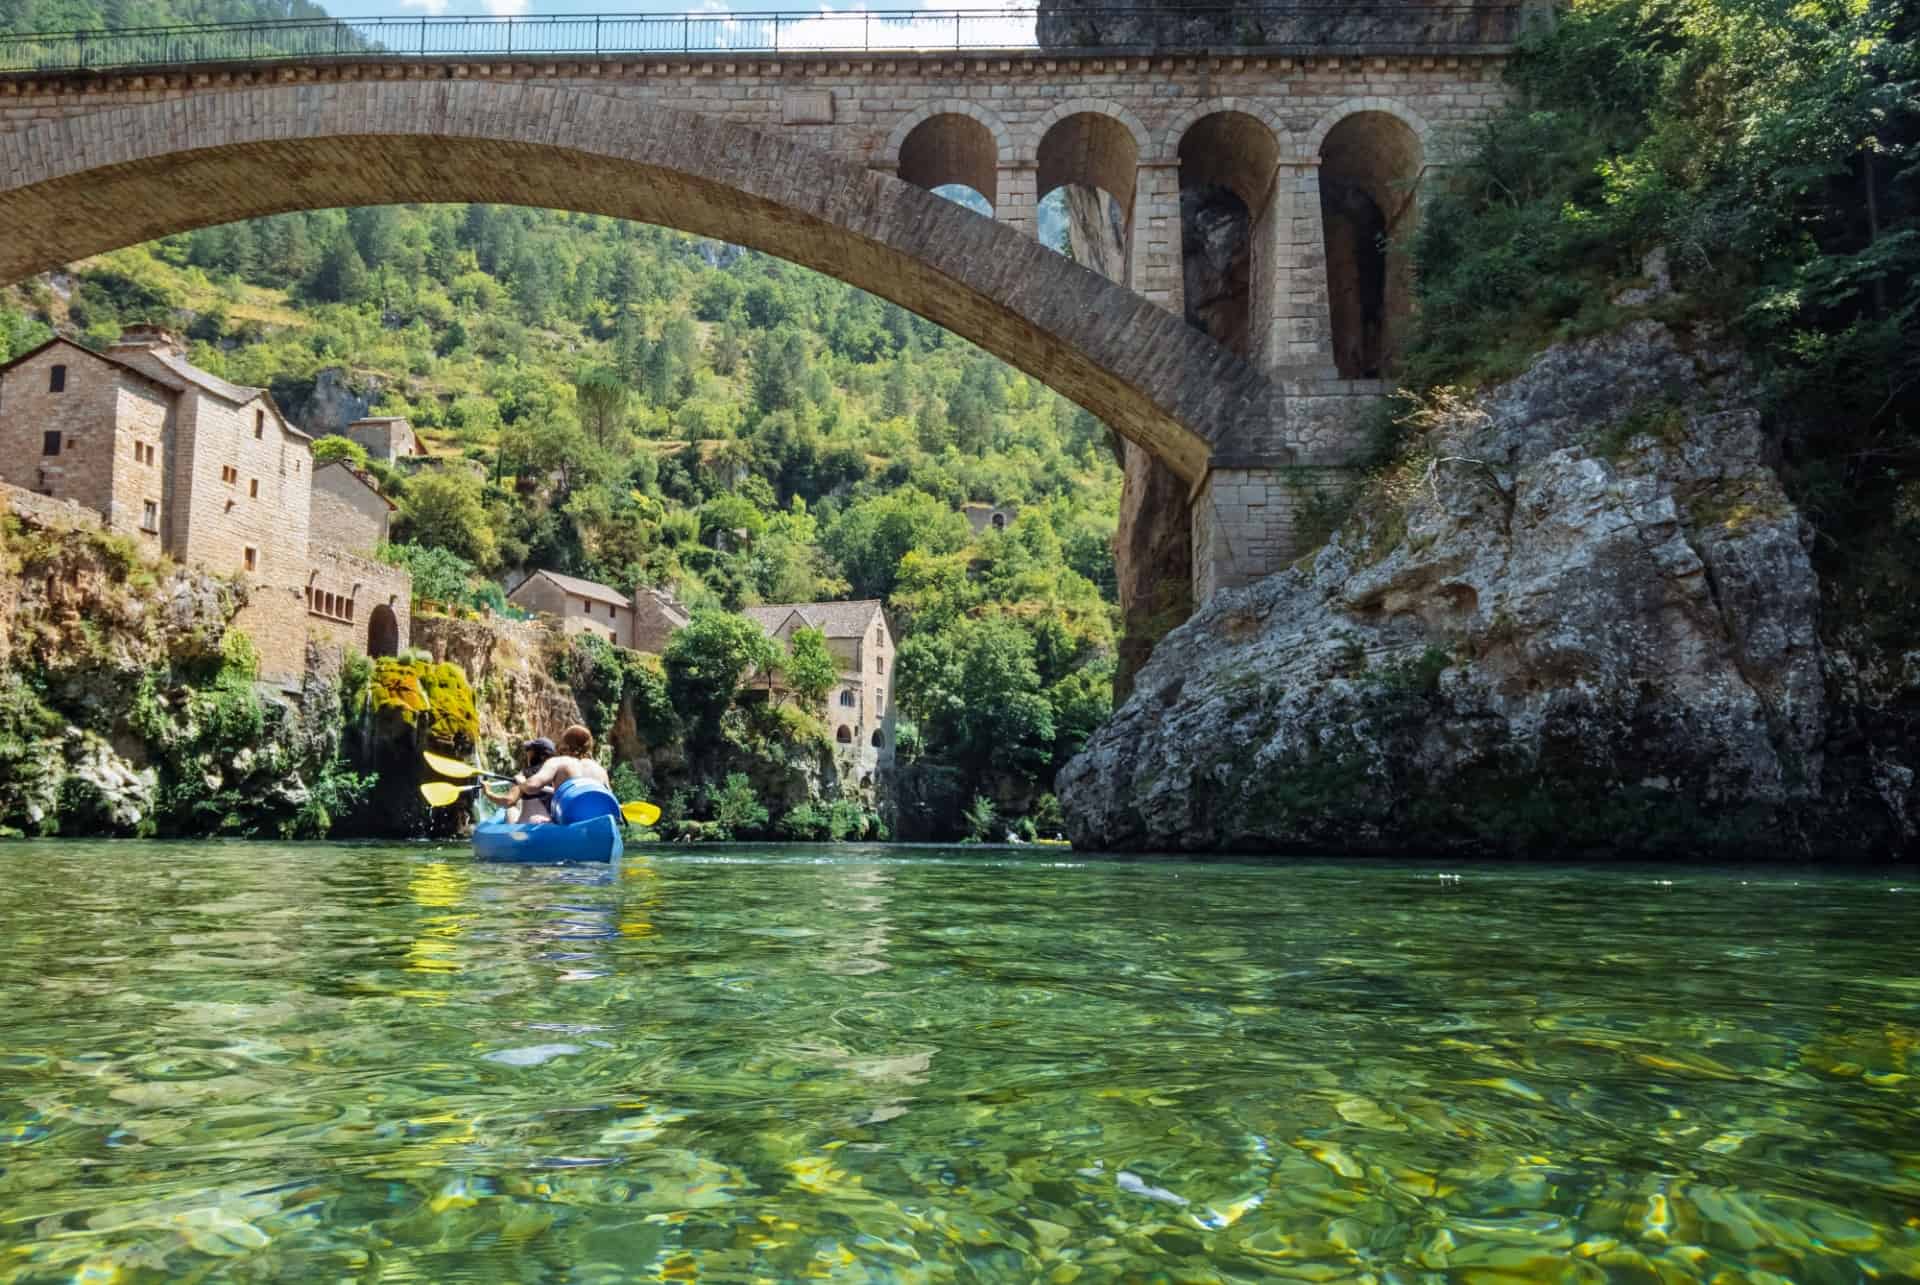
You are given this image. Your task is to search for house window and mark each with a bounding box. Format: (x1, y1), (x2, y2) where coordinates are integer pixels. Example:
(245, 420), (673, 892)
(876, 655), (885, 675)
(607, 603), (616, 619)
(249, 478), (259, 499)
(254, 410), (265, 439)
(838, 690), (855, 708)
(42, 430), (60, 455)
(48, 365), (65, 393)
(141, 501), (158, 532)
(243, 547), (258, 572)
(221, 465), (238, 485)
(133, 441), (156, 466)
(876, 689), (885, 712)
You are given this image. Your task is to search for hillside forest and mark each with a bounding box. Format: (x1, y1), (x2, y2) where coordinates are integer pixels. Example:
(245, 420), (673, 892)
(1, 5), (1128, 842)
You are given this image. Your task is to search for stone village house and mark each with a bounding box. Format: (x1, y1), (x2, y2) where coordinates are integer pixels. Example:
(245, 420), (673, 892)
(0, 326), (411, 684)
(505, 569), (894, 768)
(742, 599), (896, 769)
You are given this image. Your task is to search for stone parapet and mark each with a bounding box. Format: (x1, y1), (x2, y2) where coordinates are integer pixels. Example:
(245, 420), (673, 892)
(1, 478), (104, 530)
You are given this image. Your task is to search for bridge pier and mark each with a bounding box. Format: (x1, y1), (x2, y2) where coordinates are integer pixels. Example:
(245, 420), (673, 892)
(1190, 461), (1364, 599)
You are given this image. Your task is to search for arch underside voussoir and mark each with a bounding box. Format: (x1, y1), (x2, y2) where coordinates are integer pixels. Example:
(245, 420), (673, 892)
(0, 80), (1292, 483)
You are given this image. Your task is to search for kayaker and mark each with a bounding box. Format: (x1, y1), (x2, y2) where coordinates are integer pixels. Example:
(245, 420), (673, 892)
(512, 725), (612, 821)
(485, 737), (557, 825)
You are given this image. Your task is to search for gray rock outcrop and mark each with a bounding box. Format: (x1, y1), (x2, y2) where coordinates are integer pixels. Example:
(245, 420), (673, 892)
(1059, 322), (1880, 856)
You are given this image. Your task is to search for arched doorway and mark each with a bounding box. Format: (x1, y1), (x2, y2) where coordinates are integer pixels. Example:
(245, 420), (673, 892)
(836, 725), (854, 744)
(1319, 111), (1423, 379)
(1176, 112), (1280, 359)
(367, 603), (399, 658)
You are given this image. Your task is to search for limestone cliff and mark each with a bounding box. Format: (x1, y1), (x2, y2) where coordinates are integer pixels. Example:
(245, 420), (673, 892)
(1061, 323), (1915, 856)
(0, 509), (355, 837)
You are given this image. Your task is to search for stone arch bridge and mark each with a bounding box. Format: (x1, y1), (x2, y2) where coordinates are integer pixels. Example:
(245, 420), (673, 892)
(0, 17), (1512, 598)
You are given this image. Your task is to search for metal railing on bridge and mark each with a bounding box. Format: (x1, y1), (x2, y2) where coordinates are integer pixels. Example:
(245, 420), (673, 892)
(0, 6), (1520, 75)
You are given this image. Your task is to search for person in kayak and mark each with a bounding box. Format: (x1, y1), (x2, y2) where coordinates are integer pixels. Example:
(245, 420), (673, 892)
(484, 737), (557, 825)
(508, 724), (612, 823)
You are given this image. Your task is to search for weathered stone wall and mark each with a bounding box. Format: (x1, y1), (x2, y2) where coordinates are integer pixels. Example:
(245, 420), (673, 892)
(508, 575), (626, 645)
(310, 462), (388, 556)
(0, 343), (168, 555)
(1, 477), (103, 531)
(306, 543), (410, 658)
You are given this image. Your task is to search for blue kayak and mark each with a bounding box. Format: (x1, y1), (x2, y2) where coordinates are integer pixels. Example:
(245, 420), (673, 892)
(472, 779), (626, 864)
(472, 813), (624, 863)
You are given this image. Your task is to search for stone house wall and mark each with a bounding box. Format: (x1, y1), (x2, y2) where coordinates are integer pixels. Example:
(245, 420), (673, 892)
(345, 416), (417, 465)
(629, 589), (688, 655)
(0, 478), (103, 530)
(306, 543), (411, 657)
(310, 461), (389, 556)
(165, 387), (312, 583)
(507, 574), (626, 646)
(0, 343), (170, 555)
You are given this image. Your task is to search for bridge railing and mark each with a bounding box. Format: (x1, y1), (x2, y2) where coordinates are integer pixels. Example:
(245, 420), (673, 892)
(0, 7), (1520, 74)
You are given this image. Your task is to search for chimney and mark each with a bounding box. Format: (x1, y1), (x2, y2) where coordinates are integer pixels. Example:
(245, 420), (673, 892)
(109, 324), (185, 357)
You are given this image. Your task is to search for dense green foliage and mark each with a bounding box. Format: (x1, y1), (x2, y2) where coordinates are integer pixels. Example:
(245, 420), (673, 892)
(1408, 0), (1917, 641)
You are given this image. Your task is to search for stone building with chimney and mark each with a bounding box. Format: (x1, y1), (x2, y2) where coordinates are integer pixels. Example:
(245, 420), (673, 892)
(0, 327), (411, 683)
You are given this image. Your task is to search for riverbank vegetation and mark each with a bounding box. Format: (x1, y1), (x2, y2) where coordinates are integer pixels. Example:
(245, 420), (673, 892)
(1398, 0), (1916, 625)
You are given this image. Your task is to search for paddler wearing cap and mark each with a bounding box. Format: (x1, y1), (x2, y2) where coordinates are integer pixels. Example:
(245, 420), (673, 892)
(483, 736), (558, 825)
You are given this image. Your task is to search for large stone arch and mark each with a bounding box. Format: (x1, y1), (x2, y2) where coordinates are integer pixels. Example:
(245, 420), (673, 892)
(0, 80), (1287, 483)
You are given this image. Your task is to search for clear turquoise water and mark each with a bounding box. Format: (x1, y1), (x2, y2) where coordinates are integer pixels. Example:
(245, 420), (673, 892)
(1, 842), (1917, 1283)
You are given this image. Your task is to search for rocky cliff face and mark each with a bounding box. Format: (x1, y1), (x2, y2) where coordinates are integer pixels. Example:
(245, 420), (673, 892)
(0, 516), (351, 837)
(1059, 322), (1915, 856)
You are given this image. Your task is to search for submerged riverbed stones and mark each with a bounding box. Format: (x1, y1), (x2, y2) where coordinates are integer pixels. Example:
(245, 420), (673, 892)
(1060, 322), (1878, 856)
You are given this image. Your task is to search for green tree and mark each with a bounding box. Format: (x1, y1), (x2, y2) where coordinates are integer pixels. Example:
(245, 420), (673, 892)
(574, 366), (634, 446)
(311, 434), (371, 471)
(781, 626), (838, 709)
(823, 488), (972, 599)
(396, 467), (498, 568)
(663, 609), (782, 743)
(308, 227), (369, 304)
(378, 541), (478, 608)
(708, 772), (769, 838)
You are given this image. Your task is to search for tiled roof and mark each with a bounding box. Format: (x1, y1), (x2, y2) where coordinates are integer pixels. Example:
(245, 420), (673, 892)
(515, 568), (628, 610)
(314, 460), (397, 511)
(742, 599), (885, 639)
(107, 346), (313, 440)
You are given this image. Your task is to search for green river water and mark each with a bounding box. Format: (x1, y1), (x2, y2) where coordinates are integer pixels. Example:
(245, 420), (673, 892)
(1, 842), (1917, 1283)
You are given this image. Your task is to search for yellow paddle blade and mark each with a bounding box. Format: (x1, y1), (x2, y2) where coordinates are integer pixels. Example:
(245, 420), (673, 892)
(420, 781), (471, 807)
(622, 800), (662, 827)
(422, 750), (481, 780)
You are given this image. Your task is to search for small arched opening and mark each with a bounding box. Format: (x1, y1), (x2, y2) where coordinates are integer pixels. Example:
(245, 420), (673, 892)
(870, 729), (885, 748)
(1036, 112), (1138, 282)
(1177, 112), (1279, 358)
(897, 113), (999, 214)
(1319, 111), (1422, 379)
(990, 512), (1006, 531)
(836, 725), (854, 744)
(367, 602), (399, 658)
